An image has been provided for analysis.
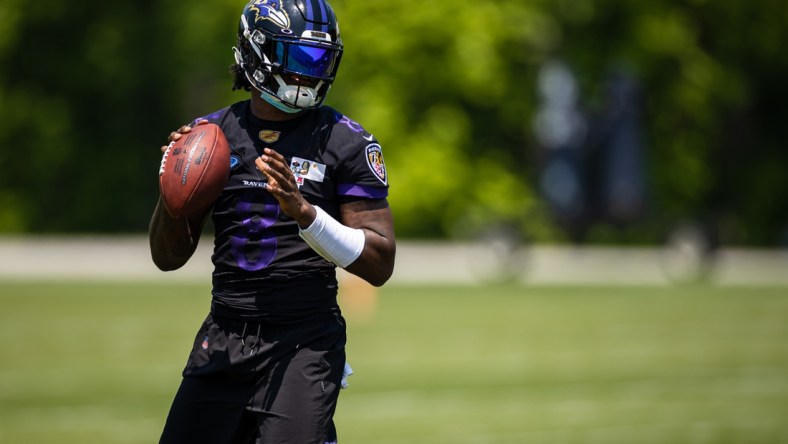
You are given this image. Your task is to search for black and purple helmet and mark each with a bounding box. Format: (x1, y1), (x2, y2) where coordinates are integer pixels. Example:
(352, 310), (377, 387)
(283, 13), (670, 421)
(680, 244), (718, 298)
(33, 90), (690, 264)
(233, 0), (343, 111)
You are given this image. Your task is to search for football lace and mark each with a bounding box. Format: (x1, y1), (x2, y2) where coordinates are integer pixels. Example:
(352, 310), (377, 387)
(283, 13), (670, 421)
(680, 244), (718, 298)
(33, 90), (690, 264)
(159, 141), (175, 176)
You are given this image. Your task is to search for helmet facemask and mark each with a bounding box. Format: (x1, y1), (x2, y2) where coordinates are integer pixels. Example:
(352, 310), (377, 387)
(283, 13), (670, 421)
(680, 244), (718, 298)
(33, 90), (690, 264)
(233, 12), (343, 112)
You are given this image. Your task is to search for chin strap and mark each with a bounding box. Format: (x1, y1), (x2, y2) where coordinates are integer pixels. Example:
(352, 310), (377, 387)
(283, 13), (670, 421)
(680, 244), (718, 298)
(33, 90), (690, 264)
(272, 76), (323, 108)
(260, 89), (305, 114)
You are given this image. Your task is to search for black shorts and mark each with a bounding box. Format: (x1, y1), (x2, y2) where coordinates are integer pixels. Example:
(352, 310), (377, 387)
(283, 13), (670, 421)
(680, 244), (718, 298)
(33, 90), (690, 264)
(160, 313), (346, 444)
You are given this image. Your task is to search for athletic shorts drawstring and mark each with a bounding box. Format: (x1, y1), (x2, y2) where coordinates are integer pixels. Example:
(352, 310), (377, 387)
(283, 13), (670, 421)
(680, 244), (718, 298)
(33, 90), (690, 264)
(240, 322), (262, 355)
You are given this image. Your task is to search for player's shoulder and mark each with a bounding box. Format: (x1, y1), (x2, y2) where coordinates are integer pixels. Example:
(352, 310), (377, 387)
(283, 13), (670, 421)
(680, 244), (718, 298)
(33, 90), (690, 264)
(190, 100), (249, 128)
(318, 106), (376, 145)
(316, 106), (388, 187)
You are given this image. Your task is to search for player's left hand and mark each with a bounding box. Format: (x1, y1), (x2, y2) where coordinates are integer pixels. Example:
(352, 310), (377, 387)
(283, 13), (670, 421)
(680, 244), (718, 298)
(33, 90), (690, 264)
(255, 147), (316, 228)
(160, 119), (209, 153)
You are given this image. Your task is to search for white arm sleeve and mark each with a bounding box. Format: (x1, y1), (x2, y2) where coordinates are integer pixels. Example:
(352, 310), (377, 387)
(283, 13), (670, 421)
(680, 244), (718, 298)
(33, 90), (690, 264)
(299, 205), (365, 268)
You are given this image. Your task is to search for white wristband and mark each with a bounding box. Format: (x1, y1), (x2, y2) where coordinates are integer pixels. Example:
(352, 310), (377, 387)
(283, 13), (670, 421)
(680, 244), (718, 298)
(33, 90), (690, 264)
(299, 205), (365, 268)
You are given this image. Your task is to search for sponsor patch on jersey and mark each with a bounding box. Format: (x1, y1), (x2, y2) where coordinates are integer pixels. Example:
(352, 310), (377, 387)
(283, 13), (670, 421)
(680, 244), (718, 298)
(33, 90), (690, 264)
(365, 143), (387, 185)
(290, 157), (325, 188)
(259, 130), (281, 144)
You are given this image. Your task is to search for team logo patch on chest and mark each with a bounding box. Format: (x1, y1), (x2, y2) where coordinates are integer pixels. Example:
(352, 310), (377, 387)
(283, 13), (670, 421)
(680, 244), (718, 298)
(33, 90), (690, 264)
(365, 143), (387, 185)
(290, 157), (326, 188)
(259, 130), (281, 144)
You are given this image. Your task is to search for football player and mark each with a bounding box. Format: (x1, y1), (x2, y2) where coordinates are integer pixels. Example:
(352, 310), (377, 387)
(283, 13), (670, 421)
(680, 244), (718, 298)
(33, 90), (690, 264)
(149, 1), (396, 442)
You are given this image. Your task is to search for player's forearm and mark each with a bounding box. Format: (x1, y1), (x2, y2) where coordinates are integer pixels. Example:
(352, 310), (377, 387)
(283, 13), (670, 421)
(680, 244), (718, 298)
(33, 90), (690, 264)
(298, 201), (396, 286)
(149, 198), (203, 271)
(340, 202), (396, 287)
(345, 230), (396, 287)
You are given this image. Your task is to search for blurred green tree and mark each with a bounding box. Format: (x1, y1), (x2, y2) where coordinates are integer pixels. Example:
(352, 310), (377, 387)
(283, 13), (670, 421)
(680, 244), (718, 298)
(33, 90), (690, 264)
(0, 0), (785, 245)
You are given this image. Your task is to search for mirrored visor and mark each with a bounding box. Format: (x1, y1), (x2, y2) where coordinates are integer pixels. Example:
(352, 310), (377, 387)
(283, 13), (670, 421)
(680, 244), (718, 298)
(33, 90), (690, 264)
(275, 41), (339, 79)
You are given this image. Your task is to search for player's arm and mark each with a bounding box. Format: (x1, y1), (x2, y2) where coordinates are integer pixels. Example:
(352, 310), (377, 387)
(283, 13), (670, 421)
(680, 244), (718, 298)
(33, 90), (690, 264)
(148, 120), (210, 271)
(256, 148), (396, 286)
(149, 200), (209, 271)
(338, 198), (396, 286)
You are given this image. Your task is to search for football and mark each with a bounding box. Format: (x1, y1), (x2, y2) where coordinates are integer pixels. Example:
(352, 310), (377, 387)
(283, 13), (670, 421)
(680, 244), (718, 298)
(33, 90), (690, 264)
(159, 123), (230, 218)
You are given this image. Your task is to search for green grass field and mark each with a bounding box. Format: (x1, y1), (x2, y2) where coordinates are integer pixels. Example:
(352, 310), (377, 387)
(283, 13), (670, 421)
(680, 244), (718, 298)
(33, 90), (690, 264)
(1, 281), (787, 443)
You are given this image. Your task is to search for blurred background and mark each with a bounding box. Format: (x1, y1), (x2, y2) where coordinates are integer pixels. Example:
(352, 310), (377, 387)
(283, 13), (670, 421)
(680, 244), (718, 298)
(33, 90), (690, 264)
(1, 0), (787, 247)
(1, 0), (787, 443)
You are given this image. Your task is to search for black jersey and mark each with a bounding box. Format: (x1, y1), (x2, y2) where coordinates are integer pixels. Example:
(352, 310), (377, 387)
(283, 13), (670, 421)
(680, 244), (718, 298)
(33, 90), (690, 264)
(192, 100), (388, 323)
